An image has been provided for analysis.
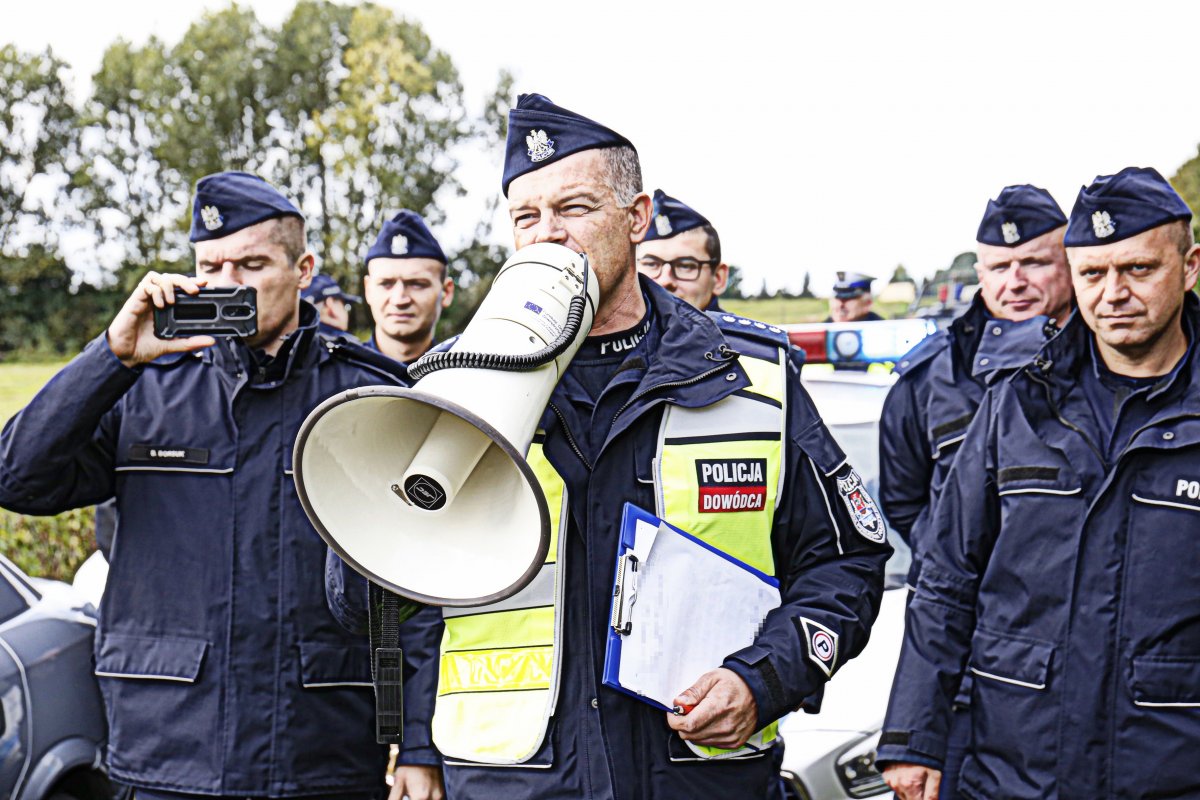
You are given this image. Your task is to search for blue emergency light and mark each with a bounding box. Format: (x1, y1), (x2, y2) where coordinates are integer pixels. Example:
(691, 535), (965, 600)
(784, 319), (937, 364)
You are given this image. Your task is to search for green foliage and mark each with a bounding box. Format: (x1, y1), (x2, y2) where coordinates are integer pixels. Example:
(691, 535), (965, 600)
(1, 507), (96, 581)
(1171, 150), (1200, 241)
(890, 264), (913, 284)
(723, 264), (745, 299)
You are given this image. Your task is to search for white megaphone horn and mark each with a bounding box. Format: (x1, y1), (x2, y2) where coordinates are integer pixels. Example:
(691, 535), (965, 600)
(293, 242), (598, 606)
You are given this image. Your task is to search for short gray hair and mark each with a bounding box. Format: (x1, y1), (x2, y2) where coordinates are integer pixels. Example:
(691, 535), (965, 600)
(600, 146), (643, 207)
(1169, 219), (1196, 256)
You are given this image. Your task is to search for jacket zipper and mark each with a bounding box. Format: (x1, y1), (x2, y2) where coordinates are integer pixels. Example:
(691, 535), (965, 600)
(547, 401), (592, 471)
(1027, 365), (1106, 464)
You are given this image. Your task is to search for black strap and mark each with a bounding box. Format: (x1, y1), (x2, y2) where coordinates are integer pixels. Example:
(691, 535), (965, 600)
(369, 584), (422, 744)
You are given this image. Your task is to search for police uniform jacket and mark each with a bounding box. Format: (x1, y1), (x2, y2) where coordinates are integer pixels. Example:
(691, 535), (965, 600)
(878, 296), (1200, 799)
(0, 304), (420, 797)
(878, 294), (1051, 582)
(330, 279), (892, 800)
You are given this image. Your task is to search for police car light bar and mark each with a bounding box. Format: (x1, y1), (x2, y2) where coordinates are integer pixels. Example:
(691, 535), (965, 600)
(783, 319), (937, 364)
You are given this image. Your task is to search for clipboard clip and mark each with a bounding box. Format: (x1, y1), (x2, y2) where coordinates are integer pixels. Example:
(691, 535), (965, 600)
(610, 552), (639, 635)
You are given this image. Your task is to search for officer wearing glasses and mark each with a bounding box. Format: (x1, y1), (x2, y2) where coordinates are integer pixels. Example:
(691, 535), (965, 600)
(636, 189), (728, 311)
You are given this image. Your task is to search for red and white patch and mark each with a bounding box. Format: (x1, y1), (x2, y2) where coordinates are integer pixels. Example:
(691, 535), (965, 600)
(800, 617), (839, 677)
(695, 458), (768, 514)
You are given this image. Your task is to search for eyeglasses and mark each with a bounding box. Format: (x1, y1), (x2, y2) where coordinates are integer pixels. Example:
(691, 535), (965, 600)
(637, 256), (718, 282)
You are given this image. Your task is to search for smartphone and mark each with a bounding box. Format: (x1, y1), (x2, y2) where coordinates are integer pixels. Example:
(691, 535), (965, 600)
(154, 286), (258, 339)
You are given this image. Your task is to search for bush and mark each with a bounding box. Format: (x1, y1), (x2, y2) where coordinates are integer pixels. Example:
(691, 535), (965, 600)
(1, 507), (97, 581)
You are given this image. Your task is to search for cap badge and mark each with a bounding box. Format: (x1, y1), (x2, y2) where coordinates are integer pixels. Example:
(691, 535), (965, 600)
(655, 215), (673, 236)
(526, 129), (555, 163)
(1001, 221), (1020, 244)
(391, 234), (409, 255)
(201, 206), (223, 231)
(1092, 210), (1116, 239)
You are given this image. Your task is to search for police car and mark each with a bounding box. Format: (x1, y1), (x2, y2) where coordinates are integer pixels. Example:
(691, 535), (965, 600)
(0, 554), (120, 800)
(777, 319), (934, 800)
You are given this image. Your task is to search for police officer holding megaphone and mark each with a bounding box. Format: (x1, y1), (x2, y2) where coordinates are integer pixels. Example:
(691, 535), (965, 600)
(303, 93), (891, 800)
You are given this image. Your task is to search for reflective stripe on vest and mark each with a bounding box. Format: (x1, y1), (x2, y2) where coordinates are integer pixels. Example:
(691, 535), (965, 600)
(432, 349), (786, 765)
(432, 438), (568, 765)
(656, 349), (785, 759)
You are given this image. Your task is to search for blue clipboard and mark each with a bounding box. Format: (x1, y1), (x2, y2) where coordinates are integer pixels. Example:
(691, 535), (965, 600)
(602, 502), (780, 713)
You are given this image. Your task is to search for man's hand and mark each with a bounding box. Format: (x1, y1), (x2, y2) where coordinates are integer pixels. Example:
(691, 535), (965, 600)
(107, 271), (215, 368)
(883, 763), (941, 800)
(388, 764), (445, 800)
(666, 667), (759, 749)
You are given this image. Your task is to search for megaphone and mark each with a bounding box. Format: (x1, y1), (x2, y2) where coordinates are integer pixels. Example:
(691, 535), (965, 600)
(293, 243), (598, 607)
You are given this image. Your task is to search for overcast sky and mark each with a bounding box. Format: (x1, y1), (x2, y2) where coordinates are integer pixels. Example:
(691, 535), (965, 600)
(9, 0), (1200, 292)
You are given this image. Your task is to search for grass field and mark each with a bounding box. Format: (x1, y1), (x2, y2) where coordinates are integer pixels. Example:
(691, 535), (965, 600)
(721, 297), (910, 324)
(1, 362), (68, 425)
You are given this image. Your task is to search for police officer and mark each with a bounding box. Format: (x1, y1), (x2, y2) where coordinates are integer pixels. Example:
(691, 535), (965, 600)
(328, 93), (892, 800)
(879, 166), (1200, 800)
(0, 172), (436, 799)
(363, 210), (454, 365)
(826, 271), (883, 322)
(636, 189), (729, 311)
(876, 184), (1074, 799)
(302, 272), (361, 336)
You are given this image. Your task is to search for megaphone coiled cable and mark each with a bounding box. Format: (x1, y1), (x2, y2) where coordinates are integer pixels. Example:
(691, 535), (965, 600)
(407, 262), (591, 381)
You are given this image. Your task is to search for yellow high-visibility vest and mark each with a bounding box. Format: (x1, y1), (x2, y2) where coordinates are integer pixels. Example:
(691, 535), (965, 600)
(432, 349), (787, 765)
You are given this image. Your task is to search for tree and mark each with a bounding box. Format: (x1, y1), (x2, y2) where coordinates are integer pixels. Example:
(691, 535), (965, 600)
(890, 264), (913, 284)
(1171, 150), (1200, 241)
(81, 1), (475, 295)
(757, 278), (771, 299)
(723, 263), (744, 299)
(798, 271), (814, 298)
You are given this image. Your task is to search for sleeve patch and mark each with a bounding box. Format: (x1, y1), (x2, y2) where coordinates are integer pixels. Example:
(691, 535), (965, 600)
(835, 466), (887, 543)
(798, 617), (840, 677)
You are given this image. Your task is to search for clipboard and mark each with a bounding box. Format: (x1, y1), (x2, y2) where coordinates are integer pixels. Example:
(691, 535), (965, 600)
(602, 502), (781, 713)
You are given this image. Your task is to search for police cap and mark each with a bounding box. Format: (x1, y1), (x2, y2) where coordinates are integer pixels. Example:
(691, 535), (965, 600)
(976, 185), (1067, 247)
(365, 210), (447, 267)
(503, 93), (635, 196)
(1065, 166), (1193, 247)
(190, 171), (303, 243)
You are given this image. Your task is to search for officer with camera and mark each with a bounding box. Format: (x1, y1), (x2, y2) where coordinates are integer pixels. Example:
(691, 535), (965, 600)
(879, 167), (1200, 800)
(0, 171), (439, 799)
(636, 189), (729, 311)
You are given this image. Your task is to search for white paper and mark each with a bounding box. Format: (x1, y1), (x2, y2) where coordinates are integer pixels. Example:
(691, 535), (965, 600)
(616, 521), (780, 708)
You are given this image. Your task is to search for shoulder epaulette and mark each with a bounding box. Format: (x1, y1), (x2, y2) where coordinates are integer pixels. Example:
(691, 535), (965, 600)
(893, 329), (950, 376)
(323, 337), (409, 384)
(707, 311), (791, 348)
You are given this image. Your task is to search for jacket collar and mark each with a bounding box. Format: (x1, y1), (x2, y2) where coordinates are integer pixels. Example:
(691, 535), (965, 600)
(1030, 293), (1200, 401)
(207, 301), (321, 388)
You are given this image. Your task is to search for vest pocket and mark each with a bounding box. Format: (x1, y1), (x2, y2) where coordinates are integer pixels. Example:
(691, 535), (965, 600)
(95, 632), (208, 682)
(1128, 655), (1200, 707)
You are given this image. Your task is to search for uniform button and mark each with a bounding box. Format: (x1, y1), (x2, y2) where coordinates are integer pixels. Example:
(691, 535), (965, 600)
(726, 373), (738, 381)
(979, 357), (990, 367)
(590, 697), (599, 709)
(1164, 431), (1175, 440)
(992, 326), (1002, 336)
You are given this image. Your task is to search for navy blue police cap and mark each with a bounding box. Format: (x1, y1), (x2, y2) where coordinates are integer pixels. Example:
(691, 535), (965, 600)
(302, 273), (361, 304)
(364, 210), (447, 267)
(1065, 167), (1193, 247)
(833, 271), (874, 300)
(976, 185), (1067, 247)
(190, 171), (303, 243)
(642, 189), (712, 242)
(503, 93), (635, 196)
